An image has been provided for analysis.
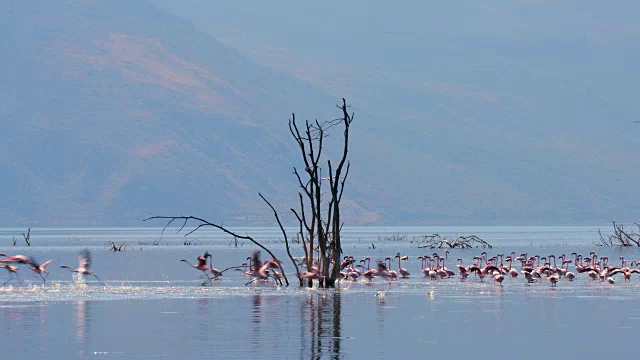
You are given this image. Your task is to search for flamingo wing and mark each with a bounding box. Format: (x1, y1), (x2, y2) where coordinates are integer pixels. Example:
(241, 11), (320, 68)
(79, 249), (91, 270)
(41, 259), (55, 268)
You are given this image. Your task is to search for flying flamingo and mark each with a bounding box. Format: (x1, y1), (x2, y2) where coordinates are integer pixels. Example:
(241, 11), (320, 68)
(0, 264), (19, 286)
(243, 257), (256, 277)
(60, 249), (104, 285)
(180, 252), (209, 277)
(29, 259), (55, 284)
(0, 253), (35, 266)
(258, 259), (283, 285)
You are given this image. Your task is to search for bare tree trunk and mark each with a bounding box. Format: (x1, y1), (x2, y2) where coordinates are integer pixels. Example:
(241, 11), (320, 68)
(289, 98), (354, 288)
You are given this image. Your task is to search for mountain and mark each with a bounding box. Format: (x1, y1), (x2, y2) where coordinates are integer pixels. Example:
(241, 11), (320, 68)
(0, 0), (355, 226)
(151, 1), (640, 225)
(1, 1), (639, 226)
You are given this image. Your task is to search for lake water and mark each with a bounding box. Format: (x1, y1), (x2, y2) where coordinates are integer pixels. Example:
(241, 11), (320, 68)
(0, 226), (638, 358)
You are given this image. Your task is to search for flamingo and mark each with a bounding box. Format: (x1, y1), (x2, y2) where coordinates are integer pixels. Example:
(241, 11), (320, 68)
(28, 259), (55, 284)
(0, 264), (19, 286)
(60, 249), (104, 285)
(248, 257), (282, 285)
(205, 253), (223, 280)
(362, 257), (377, 281)
(180, 252), (209, 276)
(439, 258), (456, 278)
(418, 256), (429, 277)
(522, 270), (537, 283)
(427, 258), (438, 280)
(547, 274), (560, 287)
(0, 253), (35, 266)
(395, 253), (410, 278)
(244, 257), (256, 277)
(505, 257), (518, 278)
(384, 258), (398, 280)
(456, 259), (471, 279)
(376, 260), (391, 280)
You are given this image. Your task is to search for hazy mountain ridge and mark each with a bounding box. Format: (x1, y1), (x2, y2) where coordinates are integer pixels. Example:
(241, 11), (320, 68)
(1, 1), (638, 226)
(1, 1), (378, 226)
(151, 1), (640, 225)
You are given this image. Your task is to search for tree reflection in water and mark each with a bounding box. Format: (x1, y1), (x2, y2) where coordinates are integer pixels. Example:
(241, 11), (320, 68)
(248, 291), (343, 358)
(301, 291), (342, 359)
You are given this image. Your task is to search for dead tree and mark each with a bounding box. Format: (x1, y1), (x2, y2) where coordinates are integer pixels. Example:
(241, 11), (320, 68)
(23, 228), (31, 246)
(411, 233), (493, 249)
(594, 221), (640, 246)
(289, 98), (353, 287)
(326, 99), (352, 287)
(145, 99), (354, 288)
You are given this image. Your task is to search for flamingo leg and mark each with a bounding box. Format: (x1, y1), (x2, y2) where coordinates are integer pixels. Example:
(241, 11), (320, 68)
(201, 275), (215, 286)
(93, 274), (105, 286)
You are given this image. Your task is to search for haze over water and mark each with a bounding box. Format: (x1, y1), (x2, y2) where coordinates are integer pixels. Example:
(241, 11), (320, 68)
(0, 226), (638, 358)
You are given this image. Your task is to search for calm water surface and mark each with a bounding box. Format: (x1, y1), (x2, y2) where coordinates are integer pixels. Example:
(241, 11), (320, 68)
(0, 226), (638, 359)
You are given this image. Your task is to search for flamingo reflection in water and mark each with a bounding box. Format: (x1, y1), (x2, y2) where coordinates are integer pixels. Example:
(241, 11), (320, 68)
(60, 249), (104, 285)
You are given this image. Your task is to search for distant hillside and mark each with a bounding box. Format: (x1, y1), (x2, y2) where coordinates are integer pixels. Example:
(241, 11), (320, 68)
(0, 0), (371, 226)
(1, 1), (639, 226)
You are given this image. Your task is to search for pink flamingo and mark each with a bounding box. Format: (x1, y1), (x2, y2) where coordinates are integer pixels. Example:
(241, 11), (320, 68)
(362, 257), (377, 281)
(384, 258), (398, 280)
(244, 257), (256, 277)
(456, 259), (471, 279)
(547, 274), (560, 287)
(180, 252), (209, 275)
(505, 257), (518, 278)
(395, 253), (410, 278)
(29, 259), (55, 284)
(60, 249), (104, 285)
(439, 258), (456, 278)
(0, 253), (35, 266)
(205, 253), (223, 279)
(0, 264), (19, 286)
(522, 270), (537, 283)
(418, 256), (430, 277)
(426, 258), (437, 280)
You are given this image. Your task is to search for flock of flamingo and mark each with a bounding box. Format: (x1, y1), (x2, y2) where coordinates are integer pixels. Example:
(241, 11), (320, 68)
(1, 248), (638, 288)
(0, 249), (102, 286)
(183, 250), (640, 287)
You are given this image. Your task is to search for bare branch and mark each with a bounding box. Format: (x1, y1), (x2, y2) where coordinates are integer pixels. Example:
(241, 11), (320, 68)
(144, 216), (289, 286)
(259, 193), (300, 282)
